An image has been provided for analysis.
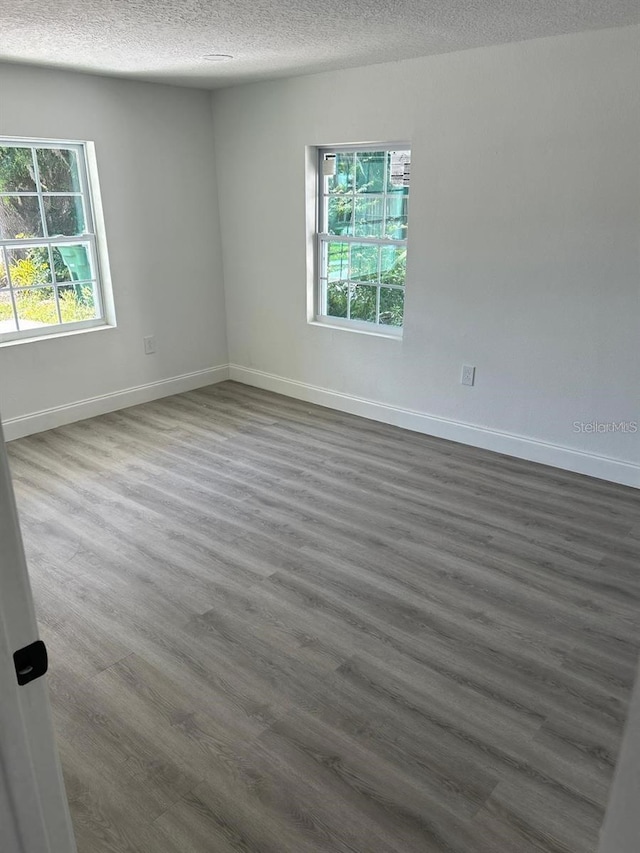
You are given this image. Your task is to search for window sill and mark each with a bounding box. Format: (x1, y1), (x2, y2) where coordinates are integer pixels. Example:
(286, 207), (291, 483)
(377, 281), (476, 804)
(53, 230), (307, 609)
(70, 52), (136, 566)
(0, 321), (116, 349)
(309, 317), (403, 340)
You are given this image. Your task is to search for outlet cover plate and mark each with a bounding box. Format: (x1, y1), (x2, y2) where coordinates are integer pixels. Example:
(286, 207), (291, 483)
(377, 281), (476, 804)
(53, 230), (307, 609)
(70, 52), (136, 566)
(461, 365), (475, 386)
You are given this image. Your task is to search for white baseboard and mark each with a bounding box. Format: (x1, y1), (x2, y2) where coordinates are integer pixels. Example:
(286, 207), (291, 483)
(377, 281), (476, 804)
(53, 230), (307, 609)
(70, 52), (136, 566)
(4, 362), (637, 488)
(2, 365), (230, 441)
(229, 364), (639, 489)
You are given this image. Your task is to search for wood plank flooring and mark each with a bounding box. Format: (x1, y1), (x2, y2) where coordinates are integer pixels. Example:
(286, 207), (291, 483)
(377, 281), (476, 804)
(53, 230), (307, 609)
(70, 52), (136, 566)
(7, 381), (640, 853)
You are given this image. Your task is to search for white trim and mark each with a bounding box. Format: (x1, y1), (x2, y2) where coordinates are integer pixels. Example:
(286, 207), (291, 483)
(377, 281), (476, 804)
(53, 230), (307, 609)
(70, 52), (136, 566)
(0, 419), (77, 852)
(0, 317), (106, 346)
(3, 361), (637, 488)
(308, 317), (402, 339)
(0, 320), (115, 348)
(2, 365), (229, 441)
(228, 364), (640, 489)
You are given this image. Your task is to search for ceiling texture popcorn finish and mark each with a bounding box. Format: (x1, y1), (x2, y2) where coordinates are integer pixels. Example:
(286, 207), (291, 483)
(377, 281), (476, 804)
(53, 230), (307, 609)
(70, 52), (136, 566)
(0, 0), (637, 88)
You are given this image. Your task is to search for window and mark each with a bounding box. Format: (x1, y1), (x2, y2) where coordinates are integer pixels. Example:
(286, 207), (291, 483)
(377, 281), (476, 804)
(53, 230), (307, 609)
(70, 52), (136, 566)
(0, 139), (107, 343)
(317, 145), (410, 333)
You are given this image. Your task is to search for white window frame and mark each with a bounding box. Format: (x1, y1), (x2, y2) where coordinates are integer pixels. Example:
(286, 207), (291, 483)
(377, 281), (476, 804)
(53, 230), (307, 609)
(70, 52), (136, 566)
(315, 143), (410, 337)
(0, 137), (108, 344)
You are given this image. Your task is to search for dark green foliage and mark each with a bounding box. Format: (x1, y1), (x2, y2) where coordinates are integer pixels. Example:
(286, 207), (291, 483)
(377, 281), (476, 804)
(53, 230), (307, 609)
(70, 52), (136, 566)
(0, 147), (36, 191)
(380, 287), (404, 326)
(327, 281), (348, 318)
(36, 148), (81, 193)
(0, 146), (83, 240)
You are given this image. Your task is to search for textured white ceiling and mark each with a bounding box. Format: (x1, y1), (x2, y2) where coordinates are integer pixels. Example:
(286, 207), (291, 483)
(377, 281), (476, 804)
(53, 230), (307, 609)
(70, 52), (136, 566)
(0, 0), (637, 89)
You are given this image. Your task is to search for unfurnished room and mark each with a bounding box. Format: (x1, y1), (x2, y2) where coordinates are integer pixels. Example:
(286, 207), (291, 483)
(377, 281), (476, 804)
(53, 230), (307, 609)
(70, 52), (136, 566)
(0, 2), (639, 852)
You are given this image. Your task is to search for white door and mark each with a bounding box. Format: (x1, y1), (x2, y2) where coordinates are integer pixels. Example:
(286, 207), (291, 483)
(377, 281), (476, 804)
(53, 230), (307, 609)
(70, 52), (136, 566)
(0, 418), (76, 853)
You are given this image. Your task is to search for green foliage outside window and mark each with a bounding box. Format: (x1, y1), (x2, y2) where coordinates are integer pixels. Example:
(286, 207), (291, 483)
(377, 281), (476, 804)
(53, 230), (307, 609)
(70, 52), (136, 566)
(0, 286), (95, 326)
(322, 148), (409, 329)
(0, 143), (99, 332)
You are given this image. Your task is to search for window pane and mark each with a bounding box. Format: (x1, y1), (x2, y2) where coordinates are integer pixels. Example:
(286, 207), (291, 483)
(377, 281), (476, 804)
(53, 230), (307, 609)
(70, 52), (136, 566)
(380, 246), (406, 286)
(326, 281), (348, 318)
(379, 287), (404, 326)
(53, 243), (92, 282)
(36, 148), (81, 193)
(0, 290), (17, 333)
(44, 195), (85, 236)
(350, 244), (378, 283)
(326, 241), (349, 281)
(58, 283), (99, 322)
(385, 196), (408, 239)
(327, 195), (353, 235)
(0, 195), (43, 239)
(6, 246), (52, 286)
(350, 284), (377, 323)
(354, 197), (384, 238)
(0, 250), (15, 331)
(15, 286), (59, 329)
(356, 151), (385, 194)
(319, 147), (410, 332)
(0, 147), (36, 192)
(387, 151), (411, 192)
(327, 153), (354, 194)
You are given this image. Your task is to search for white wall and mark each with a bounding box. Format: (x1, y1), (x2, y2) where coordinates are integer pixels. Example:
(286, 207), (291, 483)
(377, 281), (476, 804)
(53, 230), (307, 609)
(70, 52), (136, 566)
(212, 26), (640, 485)
(0, 63), (228, 433)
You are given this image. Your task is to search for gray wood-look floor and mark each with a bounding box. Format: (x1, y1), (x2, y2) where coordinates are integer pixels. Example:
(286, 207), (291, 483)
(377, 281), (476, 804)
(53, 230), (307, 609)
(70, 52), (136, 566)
(7, 381), (640, 853)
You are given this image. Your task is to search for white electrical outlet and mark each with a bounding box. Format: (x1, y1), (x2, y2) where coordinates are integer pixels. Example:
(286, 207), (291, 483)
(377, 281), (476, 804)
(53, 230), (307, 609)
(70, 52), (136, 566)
(143, 335), (156, 355)
(461, 365), (475, 386)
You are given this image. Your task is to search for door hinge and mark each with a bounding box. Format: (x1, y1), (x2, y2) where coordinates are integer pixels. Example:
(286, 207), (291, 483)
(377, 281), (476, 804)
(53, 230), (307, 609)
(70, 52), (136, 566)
(13, 640), (48, 686)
